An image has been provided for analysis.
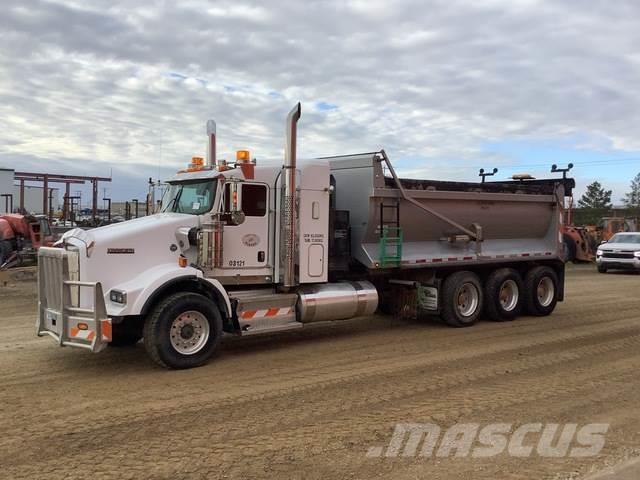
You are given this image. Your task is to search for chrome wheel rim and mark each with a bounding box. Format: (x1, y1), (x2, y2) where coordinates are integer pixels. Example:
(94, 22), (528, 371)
(537, 277), (555, 307)
(499, 279), (519, 312)
(457, 283), (480, 317)
(170, 310), (210, 355)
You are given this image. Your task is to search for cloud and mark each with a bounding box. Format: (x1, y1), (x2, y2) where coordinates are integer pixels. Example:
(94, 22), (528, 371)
(0, 0), (639, 201)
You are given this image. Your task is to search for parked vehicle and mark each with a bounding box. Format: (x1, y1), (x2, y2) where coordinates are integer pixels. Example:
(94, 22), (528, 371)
(36, 103), (573, 368)
(0, 214), (55, 269)
(596, 232), (640, 273)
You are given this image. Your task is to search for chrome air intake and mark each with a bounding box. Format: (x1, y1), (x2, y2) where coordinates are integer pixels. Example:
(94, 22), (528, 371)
(282, 103), (301, 288)
(206, 119), (216, 167)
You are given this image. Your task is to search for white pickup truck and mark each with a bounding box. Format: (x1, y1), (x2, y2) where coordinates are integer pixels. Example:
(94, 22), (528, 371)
(596, 232), (640, 273)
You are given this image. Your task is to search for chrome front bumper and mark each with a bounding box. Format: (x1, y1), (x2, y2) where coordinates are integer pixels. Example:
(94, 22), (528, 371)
(37, 247), (112, 352)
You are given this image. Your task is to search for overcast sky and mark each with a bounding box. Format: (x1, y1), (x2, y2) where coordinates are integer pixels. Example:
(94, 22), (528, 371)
(1, 0), (639, 204)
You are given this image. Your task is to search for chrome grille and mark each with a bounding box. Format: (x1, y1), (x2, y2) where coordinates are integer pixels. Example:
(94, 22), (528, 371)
(602, 251), (634, 259)
(38, 247), (66, 312)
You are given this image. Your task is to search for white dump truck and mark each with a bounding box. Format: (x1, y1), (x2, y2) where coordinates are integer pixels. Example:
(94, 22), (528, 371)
(37, 103), (574, 368)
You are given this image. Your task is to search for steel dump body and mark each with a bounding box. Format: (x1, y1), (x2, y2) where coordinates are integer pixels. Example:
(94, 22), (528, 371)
(329, 152), (573, 269)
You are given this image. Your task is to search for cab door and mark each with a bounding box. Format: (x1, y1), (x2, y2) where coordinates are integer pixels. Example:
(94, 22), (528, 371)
(221, 182), (269, 270)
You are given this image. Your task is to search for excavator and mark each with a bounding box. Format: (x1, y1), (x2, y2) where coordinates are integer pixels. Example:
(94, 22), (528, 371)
(0, 214), (55, 269)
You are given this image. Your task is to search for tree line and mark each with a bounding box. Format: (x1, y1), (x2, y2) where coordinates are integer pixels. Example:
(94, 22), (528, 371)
(578, 172), (640, 209)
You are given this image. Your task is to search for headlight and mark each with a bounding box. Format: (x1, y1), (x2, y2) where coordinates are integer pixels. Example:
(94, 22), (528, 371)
(109, 289), (127, 305)
(634, 251), (640, 258)
(596, 250), (603, 256)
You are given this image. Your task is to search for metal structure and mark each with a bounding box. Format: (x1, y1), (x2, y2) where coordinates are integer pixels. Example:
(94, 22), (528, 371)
(14, 171), (111, 223)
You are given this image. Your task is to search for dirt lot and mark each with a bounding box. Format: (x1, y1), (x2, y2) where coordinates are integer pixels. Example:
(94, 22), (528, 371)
(0, 265), (639, 480)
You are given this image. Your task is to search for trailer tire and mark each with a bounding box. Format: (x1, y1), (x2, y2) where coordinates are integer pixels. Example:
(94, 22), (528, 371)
(441, 271), (483, 327)
(524, 266), (559, 316)
(484, 268), (523, 321)
(143, 292), (222, 369)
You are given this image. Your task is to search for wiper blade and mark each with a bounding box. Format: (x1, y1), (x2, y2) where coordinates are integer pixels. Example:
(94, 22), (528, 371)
(162, 186), (182, 213)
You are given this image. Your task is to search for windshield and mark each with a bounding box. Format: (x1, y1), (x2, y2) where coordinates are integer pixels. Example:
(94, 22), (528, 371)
(608, 234), (640, 244)
(161, 179), (216, 215)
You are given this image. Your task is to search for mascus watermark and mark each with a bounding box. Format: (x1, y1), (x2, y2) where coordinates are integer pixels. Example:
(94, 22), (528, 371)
(367, 423), (609, 458)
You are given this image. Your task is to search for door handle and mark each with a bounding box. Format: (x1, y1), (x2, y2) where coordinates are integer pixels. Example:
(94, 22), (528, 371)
(258, 251), (265, 262)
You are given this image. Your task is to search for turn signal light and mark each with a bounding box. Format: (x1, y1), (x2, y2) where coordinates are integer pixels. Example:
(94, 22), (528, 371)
(178, 255), (188, 268)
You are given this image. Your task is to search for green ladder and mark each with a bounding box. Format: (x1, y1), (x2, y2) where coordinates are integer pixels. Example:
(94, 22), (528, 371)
(379, 202), (403, 267)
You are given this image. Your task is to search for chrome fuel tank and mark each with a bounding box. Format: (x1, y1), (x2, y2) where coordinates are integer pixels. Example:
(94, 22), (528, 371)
(297, 281), (378, 323)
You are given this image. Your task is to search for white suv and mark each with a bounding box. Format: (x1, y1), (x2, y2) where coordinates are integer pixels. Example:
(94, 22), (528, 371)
(596, 232), (640, 273)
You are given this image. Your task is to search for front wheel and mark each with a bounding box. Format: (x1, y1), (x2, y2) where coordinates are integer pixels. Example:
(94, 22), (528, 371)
(597, 264), (608, 274)
(441, 271), (483, 327)
(143, 292), (223, 369)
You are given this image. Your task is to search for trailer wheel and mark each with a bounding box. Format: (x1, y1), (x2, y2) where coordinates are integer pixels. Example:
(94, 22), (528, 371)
(484, 268), (523, 321)
(441, 271), (483, 327)
(524, 266), (559, 316)
(143, 292), (222, 369)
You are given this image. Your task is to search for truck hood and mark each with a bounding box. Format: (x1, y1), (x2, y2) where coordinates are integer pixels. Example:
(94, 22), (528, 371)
(62, 213), (199, 248)
(61, 213), (200, 286)
(600, 242), (640, 251)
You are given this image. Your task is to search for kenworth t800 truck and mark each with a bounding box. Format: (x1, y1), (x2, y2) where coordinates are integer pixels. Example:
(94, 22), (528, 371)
(37, 103), (573, 369)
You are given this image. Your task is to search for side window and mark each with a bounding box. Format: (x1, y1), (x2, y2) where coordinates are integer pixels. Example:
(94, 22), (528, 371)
(223, 183), (231, 212)
(40, 219), (51, 236)
(242, 184), (267, 217)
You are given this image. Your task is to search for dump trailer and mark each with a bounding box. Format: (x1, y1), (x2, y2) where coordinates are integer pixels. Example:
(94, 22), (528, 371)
(36, 103), (574, 369)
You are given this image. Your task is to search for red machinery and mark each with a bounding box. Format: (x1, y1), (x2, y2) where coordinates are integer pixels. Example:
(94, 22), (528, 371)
(0, 214), (55, 269)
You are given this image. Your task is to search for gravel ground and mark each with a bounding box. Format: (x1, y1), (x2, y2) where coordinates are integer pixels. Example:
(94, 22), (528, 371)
(0, 264), (639, 479)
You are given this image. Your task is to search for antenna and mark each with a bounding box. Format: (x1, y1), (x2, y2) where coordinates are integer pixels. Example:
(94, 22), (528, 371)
(479, 167), (498, 183)
(551, 163), (573, 179)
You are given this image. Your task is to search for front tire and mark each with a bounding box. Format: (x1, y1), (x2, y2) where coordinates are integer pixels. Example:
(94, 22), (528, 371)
(597, 264), (608, 274)
(441, 271), (483, 327)
(484, 268), (523, 321)
(143, 292), (222, 369)
(524, 266), (559, 316)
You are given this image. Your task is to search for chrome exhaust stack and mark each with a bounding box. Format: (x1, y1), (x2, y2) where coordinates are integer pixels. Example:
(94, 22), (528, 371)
(282, 102), (301, 288)
(206, 119), (216, 167)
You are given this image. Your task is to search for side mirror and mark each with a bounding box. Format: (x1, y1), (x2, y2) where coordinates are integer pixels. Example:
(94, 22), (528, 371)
(224, 180), (245, 225)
